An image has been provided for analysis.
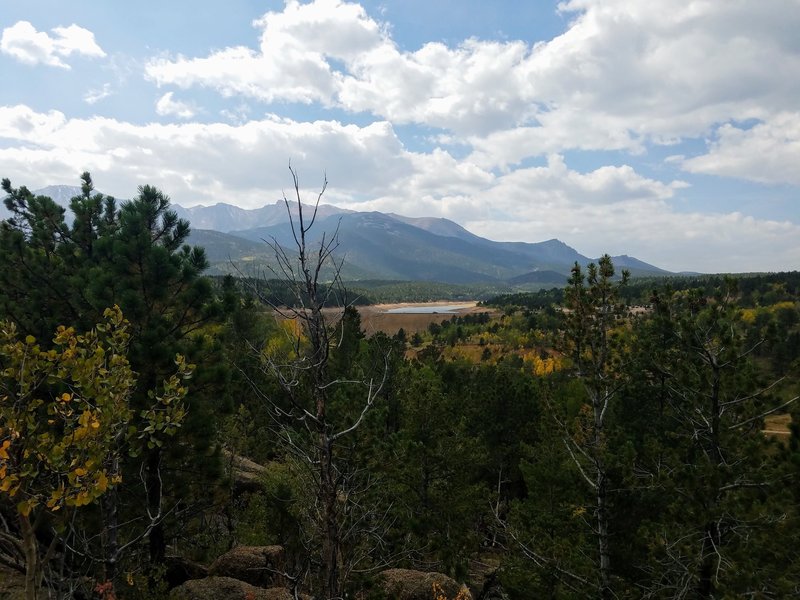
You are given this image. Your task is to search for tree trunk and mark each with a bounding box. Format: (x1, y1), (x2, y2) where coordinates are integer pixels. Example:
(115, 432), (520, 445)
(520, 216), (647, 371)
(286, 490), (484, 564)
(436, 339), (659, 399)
(146, 447), (166, 564)
(696, 525), (718, 598)
(321, 437), (339, 599)
(697, 363), (722, 598)
(593, 390), (612, 599)
(103, 475), (119, 583)
(19, 514), (40, 600)
(596, 470), (612, 599)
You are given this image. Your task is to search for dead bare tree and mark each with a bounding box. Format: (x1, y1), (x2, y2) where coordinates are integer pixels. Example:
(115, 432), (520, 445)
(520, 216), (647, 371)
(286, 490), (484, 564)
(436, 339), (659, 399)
(246, 165), (388, 599)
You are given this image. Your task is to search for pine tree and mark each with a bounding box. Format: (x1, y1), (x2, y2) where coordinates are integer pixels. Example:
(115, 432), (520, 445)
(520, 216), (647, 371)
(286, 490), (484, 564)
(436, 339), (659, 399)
(1, 174), (224, 582)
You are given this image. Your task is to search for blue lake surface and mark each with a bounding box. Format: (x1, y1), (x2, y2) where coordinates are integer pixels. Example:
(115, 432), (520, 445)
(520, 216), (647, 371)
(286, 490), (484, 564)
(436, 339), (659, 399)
(384, 304), (474, 314)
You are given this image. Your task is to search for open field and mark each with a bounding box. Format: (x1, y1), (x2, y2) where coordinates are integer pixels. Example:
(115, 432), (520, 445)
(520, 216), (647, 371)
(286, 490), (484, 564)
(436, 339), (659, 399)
(321, 301), (498, 336)
(763, 413), (793, 439)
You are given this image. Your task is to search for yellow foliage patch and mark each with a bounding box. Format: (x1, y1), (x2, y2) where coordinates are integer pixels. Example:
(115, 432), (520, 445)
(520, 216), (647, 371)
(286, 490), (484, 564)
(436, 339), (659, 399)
(432, 581), (471, 600)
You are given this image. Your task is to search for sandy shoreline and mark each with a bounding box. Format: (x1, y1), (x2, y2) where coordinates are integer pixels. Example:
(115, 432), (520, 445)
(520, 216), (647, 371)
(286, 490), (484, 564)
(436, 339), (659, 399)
(366, 301), (480, 313)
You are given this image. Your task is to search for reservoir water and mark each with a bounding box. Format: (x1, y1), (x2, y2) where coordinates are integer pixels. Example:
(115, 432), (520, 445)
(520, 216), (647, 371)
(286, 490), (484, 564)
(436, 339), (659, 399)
(384, 304), (474, 314)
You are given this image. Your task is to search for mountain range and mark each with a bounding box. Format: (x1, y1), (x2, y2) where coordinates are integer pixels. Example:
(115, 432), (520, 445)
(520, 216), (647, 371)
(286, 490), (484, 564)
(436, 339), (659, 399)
(174, 199), (672, 284)
(5, 186), (672, 285)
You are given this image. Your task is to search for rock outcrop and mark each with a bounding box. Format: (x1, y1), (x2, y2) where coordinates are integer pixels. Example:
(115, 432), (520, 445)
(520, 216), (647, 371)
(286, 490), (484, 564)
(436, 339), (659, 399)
(222, 449), (269, 494)
(375, 568), (473, 600)
(169, 576), (307, 600)
(208, 545), (285, 588)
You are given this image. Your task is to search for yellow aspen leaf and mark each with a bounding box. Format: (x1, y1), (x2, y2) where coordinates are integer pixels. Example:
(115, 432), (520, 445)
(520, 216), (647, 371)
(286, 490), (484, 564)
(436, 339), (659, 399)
(90, 419), (100, 430)
(47, 488), (63, 506)
(25, 335), (35, 345)
(96, 471), (108, 493)
(17, 499), (33, 516)
(0, 439), (10, 459)
(74, 468), (87, 477)
(60, 393), (71, 403)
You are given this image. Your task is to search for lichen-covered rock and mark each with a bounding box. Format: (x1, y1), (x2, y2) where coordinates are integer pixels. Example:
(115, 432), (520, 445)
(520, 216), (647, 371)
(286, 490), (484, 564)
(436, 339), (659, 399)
(169, 577), (307, 600)
(222, 449), (269, 494)
(375, 568), (473, 600)
(208, 545), (284, 588)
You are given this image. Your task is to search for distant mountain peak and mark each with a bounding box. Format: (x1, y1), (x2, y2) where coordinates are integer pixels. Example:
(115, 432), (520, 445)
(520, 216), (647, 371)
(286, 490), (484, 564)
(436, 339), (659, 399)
(17, 185), (673, 282)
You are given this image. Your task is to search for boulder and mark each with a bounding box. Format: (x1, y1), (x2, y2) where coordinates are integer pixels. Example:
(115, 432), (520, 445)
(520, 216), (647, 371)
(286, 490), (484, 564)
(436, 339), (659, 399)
(208, 545), (285, 588)
(169, 577), (308, 600)
(222, 449), (269, 494)
(375, 568), (473, 600)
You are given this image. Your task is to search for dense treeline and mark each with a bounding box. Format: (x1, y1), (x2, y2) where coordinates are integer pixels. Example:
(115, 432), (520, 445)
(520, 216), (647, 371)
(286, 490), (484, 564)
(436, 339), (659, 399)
(485, 270), (800, 311)
(213, 276), (375, 307)
(0, 176), (798, 599)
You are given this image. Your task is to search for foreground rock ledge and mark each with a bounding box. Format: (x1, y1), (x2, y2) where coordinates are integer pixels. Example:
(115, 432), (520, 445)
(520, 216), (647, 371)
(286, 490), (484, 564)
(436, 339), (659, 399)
(208, 545), (285, 588)
(169, 576), (308, 600)
(376, 568), (473, 600)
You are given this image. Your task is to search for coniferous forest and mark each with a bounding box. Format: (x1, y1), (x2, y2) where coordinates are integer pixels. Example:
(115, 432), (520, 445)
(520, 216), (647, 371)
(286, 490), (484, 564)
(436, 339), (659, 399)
(1, 173), (799, 599)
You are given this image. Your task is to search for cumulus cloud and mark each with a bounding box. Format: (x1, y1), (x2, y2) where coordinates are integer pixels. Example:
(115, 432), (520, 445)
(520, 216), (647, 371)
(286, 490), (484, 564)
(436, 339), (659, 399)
(146, 0), (383, 105)
(1, 21), (105, 69)
(682, 113), (800, 186)
(0, 104), (413, 207)
(143, 0), (800, 148)
(155, 92), (197, 119)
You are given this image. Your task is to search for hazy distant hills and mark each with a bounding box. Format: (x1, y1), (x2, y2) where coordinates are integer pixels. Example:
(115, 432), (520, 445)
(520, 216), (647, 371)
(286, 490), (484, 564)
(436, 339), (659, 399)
(13, 185), (671, 284)
(173, 200), (353, 233)
(197, 209), (671, 283)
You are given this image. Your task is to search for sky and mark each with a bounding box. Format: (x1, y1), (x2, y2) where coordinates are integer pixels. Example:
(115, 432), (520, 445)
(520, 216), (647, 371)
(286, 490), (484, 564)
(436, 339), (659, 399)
(1, 0), (799, 273)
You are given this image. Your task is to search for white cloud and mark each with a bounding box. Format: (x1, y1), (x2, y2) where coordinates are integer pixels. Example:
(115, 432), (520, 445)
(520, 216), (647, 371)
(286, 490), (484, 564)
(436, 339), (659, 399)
(142, 0), (800, 153)
(0, 104), (413, 207)
(84, 83), (113, 105)
(0, 21), (105, 69)
(682, 113), (800, 186)
(155, 92), (197, 119)
(146, 0), (384, 105)
(0, 105), (67, 141)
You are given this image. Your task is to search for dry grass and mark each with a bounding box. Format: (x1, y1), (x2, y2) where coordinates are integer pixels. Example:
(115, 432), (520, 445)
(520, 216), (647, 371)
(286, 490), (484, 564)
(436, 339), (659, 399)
(763, 413), (792, 438)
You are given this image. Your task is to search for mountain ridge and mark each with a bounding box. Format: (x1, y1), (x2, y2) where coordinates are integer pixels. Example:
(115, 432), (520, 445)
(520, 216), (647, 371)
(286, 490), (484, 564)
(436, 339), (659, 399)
(9, 185), (673, 284)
